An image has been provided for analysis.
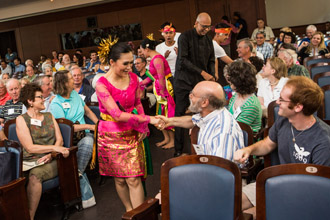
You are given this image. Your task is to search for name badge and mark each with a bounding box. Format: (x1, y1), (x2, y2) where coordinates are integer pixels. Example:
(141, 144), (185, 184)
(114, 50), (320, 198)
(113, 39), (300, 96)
(193, 144), (204, 155)
(62, 102), (71, 109)
(31, 119), (42, 127)
(8, 108), (15, 115)
(79, 94), (86, 101)
(233, 107), (242, 119)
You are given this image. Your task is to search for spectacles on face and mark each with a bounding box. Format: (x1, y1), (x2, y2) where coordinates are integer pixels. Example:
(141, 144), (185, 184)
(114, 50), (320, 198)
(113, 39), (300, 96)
(198, 22), (212, 30)
(35, 95), (45, 99)
(278, 97), (290, 103)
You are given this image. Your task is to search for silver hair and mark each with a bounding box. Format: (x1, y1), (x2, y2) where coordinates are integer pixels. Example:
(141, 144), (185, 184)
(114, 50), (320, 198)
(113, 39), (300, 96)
(306, 25), (317, 32)
(278, 49), (297, 64)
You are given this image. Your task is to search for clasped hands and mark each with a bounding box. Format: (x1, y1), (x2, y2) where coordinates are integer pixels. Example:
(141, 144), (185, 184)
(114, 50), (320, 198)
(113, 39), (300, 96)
(150, 115), (170, 130)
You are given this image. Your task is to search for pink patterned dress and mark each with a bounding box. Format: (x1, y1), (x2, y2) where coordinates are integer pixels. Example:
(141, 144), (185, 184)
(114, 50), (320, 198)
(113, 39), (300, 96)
(95, 72), (150, 177)
(140, 54), (175, 130)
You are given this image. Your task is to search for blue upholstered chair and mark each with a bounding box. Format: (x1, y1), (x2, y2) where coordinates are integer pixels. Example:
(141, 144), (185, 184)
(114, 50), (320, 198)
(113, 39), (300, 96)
(0, 140), (30, 220)
(256, 163), (330, 220)
(3, 118), (82, 218)
(310, 63), (330, 79)
(122, 155), (252, 220)
(84, 102), (100, 125)
(313, 71), (330, 88)
(303, 55), (329, 71)
(317, 85), (330, 121)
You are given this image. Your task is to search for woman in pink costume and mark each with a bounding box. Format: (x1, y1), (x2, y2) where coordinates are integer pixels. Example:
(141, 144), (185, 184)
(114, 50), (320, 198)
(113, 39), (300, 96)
(139, 36), (176, 149)
(95, 41), (160, 211)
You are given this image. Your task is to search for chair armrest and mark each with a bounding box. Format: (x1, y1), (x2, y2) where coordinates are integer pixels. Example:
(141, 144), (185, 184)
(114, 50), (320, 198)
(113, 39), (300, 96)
(122, 198), (160, 220)
(53, 146), (81, 205)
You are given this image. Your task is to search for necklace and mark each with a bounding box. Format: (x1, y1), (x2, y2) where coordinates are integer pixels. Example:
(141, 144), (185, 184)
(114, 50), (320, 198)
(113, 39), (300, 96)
(290, 119), (315, 143)
(269, 80), (279, 86)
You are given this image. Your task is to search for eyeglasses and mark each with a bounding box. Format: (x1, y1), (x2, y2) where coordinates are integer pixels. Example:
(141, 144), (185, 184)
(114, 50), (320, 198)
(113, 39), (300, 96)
(35, 95), (45, 99)
(278, 97), (291, 103)
(198, 22), (212, 29)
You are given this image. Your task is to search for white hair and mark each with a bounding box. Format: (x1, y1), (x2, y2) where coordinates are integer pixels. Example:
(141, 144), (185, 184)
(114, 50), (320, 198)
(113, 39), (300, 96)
(306, 25), (317, 32)
(278, 49), (297, 64)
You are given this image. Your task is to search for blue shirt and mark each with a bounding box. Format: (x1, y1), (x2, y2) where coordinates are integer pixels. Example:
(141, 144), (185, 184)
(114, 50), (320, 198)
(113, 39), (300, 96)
(14, 64), (25, 74)
(86, 60), (100, 71)
(49, 90), (86, 125)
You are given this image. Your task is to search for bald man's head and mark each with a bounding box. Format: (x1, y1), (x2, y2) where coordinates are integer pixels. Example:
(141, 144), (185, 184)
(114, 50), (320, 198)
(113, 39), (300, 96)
(190, 81), (225, 113)
(195, 12), (212, 36)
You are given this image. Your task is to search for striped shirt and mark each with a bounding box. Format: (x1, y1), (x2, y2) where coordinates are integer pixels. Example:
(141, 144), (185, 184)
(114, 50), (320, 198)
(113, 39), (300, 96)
(228, 94), (262, 133)
(191, 108), (244, 161)
(0, 99), (25, 123)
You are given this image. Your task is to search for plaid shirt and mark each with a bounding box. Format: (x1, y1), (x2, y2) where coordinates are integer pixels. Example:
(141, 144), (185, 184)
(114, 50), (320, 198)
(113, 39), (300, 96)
(257, 42), (274, 60)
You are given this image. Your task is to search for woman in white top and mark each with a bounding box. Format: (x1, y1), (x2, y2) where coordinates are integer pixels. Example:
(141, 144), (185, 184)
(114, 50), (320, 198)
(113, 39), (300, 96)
(257, 57), (288, 114)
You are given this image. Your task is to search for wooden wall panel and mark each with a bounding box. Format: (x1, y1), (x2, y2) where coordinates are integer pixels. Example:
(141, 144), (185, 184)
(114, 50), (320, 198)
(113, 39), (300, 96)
(37, 22), (59, 57)
(163, 1), (191, 32)
(117, 8), (141, 25)
(98, 11), (119, 28)
(140, 4), (166, 40)
(19, 25), (41, 61)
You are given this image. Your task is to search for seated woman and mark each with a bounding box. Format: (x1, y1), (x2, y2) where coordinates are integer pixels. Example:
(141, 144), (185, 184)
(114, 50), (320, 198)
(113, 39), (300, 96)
(50, 70), (98, 174)
(298, 31), (329, 64)
(227, 61), (262, 133)
(257, 57), (288, 114)
(16, 83), (69, 219)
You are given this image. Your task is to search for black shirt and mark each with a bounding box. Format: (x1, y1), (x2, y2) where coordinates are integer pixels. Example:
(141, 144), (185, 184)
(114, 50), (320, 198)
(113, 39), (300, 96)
(174, 28), (215, 91)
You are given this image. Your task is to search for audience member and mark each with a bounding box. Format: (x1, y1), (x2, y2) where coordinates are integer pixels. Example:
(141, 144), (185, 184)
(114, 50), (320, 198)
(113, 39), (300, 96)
(2, 73), (10, 81)
(158, 81), (244, 161)
(278, 49), (310, 77)
(256, 31), (274, 61)
(73, 53), (85, 68)
(25, 59), (34, 67)
(237, 39), (253, 62)
(16, 83), (69, 219)
(276, 26), (292, 45)
(51, 50), (58, 65)
(34, 75), (54, 112)
(13, 58), (25, 78)
(174, 12), (215, 157)
(5, 48), (17, 69)
(283, 31), (296, 45)
(86, 50), (100, 72)
(234, 76), (330, 218)
(20, 78), (29, 88)
(227, 62), (262, 133)
(248, 56), (264, 86)
(23, 65), (37, 82)
(298, 31), (329, 64)
(0, 79), (11, 106)
(233, 12), (249, 40)
(0, 60), (12, 77)
(71, 65), (95, 103)
(258, 57), (288, 111)
(94, 57), (109, 74)
(54, 52), (64, 70)
(0, 79), (26, 126)
(42, 63), (53, 76)
(297, 25), (317, 50)
(251, 18), (275, 44)
(156, 22), (178, 76)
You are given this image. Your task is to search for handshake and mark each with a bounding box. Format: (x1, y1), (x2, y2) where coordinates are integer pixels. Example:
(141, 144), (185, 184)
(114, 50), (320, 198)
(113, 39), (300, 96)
(150, 115), (171, 130)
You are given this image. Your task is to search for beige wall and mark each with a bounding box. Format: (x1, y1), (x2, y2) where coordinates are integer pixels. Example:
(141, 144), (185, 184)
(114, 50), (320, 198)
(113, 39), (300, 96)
(265, 0), (330, 28)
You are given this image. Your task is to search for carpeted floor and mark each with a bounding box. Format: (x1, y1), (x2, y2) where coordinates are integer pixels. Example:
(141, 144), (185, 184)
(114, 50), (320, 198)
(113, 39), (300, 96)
(35, 125), (191, 220)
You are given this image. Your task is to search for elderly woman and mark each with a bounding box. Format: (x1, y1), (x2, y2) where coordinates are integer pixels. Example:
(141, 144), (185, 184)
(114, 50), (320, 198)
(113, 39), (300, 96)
(298, 31), (329, 64)
(258, 57), (288, 111)
(16, 83), (69, 219)
(227, 61), (262, 133)
(42, 63), (53, 76)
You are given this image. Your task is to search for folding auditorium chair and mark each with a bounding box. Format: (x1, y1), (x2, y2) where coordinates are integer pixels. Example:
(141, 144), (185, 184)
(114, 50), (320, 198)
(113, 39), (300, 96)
(4, 118), (82, 219)
(256, 163), (330, 220)
(122, 155), (252, 220)
(0, 140), (30, 220)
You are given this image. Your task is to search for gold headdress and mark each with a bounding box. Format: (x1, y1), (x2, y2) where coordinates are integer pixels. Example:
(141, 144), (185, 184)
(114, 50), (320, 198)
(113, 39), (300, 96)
(146, 33), (155, 41)
(98, 35), (119, 60)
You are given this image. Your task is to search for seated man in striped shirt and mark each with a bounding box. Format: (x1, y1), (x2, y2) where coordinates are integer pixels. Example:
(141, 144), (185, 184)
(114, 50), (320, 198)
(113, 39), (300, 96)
(157, 81), (244, 161)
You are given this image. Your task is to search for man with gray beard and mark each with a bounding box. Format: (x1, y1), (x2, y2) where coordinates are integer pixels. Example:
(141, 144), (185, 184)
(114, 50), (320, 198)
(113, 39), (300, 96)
(157, 81), (244, 161)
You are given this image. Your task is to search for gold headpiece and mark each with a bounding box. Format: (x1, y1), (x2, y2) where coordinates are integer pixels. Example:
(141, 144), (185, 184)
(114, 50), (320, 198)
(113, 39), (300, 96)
(146, 33), (155, 41)
(98, 35), (119, 60)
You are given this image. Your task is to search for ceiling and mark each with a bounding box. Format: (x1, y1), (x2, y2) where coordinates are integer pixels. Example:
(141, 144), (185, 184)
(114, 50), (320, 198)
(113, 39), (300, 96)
(0, 0), (120, 22)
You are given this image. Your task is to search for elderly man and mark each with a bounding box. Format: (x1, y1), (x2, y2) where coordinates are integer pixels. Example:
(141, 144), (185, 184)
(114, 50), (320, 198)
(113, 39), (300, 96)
(34, 75), (54, 112)
(159, 81), (244, 160)
(0, 79), (11, 106)
(297, 25), (317, 51)
(0, 60), (12, 77)
(71, 65), (94, 103)
(255, 32), (273, 61)
(0, 79), (26, 126)
(174, 12), (215, 157)
(156, 22), (178, 76)
(278, 49), (310, 77)
(234, 76), (330, 218)
(237, 39), (253, 62)
(23, 65), (37, 82)
(13, 58), (25, 77)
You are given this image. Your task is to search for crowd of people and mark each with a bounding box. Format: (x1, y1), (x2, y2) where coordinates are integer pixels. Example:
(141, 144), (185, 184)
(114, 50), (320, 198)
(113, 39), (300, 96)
(0, 11), (330, 220)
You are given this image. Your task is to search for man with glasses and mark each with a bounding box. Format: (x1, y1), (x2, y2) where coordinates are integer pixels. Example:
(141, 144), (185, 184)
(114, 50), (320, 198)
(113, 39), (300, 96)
(71, 65), (94, 103)
(173, 12), (215, 157)
(256, 31), (274, 61)
(234, 76), (330, 218)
